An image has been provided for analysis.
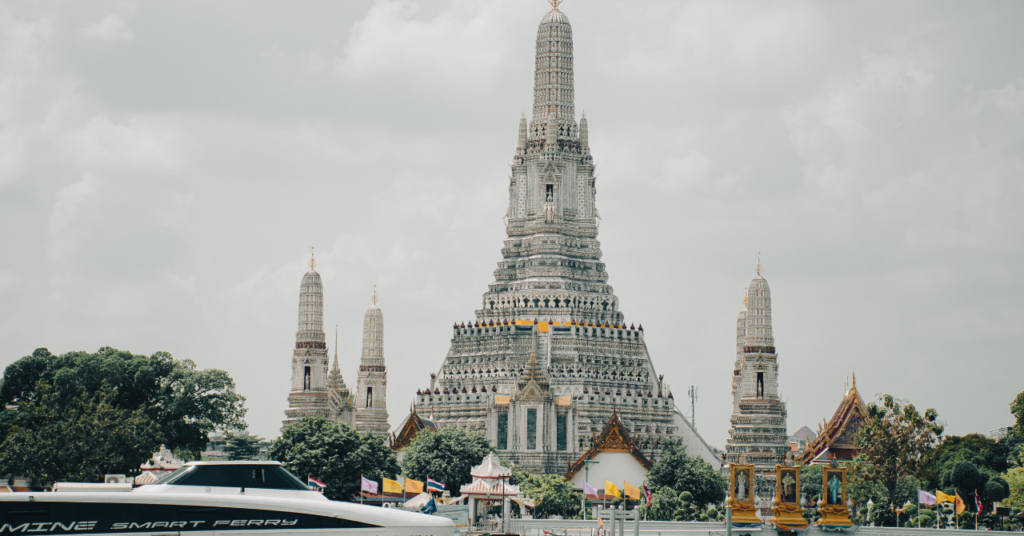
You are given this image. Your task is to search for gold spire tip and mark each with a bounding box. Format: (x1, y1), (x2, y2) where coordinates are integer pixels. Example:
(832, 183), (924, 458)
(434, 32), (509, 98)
(755, 251), (762, 276)
(309, 246), (317, 270)
(372, 284), (378, 306)
(548, 0), (563, 9)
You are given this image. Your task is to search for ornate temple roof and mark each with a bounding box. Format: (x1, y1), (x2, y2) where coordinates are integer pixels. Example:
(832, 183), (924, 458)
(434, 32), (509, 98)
(390, 405), (437, 451)
(564, 409), (653, 479)
(797, 374), (869, 465)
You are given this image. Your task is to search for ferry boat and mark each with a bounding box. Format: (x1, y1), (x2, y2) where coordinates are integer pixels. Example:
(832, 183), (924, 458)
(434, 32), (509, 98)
(0, 461), (453, 536)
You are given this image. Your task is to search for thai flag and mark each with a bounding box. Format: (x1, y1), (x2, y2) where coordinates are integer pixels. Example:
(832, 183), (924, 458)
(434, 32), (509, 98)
(642, 483), (652, 506)
(307, 477), (326, 492)
(427, 478), (445, 492)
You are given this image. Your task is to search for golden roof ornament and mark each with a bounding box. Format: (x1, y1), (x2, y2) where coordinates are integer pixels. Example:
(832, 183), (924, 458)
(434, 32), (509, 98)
(309, 246), (317, 271)
(755, 251), (763, 276)
(548, 0), (563, 9)
(372, 284), (378, 306)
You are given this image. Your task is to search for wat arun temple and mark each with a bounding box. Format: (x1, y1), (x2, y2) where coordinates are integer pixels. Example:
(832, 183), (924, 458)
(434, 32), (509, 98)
(407, 2), (718, 473)
(281, 1), (791, 475)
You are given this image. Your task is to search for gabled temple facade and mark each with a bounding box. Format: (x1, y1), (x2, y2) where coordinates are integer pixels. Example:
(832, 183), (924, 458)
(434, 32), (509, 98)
(797, 375), (869, 465)
(565, 409), (653, 491)
(391, 406), (438, 452)
(412, 1), (716, 474)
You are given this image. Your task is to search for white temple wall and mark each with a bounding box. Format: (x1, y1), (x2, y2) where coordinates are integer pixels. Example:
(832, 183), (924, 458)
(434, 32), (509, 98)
(567, 451), (649, 491)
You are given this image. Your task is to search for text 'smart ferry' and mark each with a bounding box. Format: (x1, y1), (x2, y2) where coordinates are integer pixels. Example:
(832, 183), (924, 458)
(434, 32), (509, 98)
(0, 461), (453, 536)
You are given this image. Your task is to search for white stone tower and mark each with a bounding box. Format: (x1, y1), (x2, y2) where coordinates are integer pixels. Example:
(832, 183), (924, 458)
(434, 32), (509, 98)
(355, 288), (389, 437)
(282, 249), (330, 431)
(725, 255), (789, 473)
(328, 325), (356, 429)
(411, 1), (719, 473)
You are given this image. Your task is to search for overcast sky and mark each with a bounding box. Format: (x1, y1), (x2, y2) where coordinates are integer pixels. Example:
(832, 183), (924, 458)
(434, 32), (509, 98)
(2, 0), (1022, 449)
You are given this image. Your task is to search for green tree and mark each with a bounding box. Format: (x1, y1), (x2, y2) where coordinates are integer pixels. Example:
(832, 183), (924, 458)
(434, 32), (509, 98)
(645, 443), (727, 508)
(986, 476), (1010, 504)
(224, 432), (264, 461)
(0, 383), (161, 484)
(268, 417), (398, 501)
(1004, 467), (1024, 509)
(922, 434), (1008, 490)
(0, 347), (247, 454)
(400, 427), (491, 495)
(951, 461), (983, 499)
(856, 394), (943, 505)
(642, 486), (682, 521)
(515, 472), (582, 519)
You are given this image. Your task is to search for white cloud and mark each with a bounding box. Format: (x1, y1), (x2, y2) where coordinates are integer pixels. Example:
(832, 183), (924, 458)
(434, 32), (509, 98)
(62, 114), (180, 169)
(336, 0), (518, 83)
(988, 77), (1024, 115)
(47, 172), (100, 261)
(83, 15), (134, 42)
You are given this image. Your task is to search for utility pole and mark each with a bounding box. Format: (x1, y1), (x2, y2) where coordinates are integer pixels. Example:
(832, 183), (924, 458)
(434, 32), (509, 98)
(688, 385), (699, 429)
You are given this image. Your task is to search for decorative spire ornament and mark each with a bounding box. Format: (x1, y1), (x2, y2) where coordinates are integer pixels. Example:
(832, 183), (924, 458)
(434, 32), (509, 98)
(309, 246), (317, 271)
(548, 0), (563, 9)
(755, 251), (762, 276)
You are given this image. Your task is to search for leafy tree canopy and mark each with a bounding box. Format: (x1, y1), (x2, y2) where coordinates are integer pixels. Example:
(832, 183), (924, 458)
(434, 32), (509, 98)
(645, 443), (727, 508)
(268, 417), (398, 501)
(856, 394), (942, 505)
(921, 434), (1008, 489)
(224, 432), (264, 461)
(400, 427), (491, 495)
(1005, 467), (1024, 510)
(0, 347), (247, 455)
(0, 383), (161, 485)
(643, 486), (682, 521)
(514, 471), (581, 519)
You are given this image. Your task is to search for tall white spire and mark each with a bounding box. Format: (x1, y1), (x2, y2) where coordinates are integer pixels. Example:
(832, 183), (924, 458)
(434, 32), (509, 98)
(282, 247), (331, 431)
(724, 254), (788, 473)
(355, 286), (390, 437)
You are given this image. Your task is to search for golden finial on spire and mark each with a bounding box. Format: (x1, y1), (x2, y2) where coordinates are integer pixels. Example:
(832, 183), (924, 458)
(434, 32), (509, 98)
(743, 287), (747, 308)
(309, 246), (317, 270)
(755, 251), (763, 276)
(372, 284), (378, 306)
(548, 0), (563, 9)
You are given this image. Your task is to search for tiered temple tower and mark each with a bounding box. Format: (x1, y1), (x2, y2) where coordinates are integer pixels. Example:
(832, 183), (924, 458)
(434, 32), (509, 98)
(410, 1), (717, 473)
(328, 326), (356, 429)
(725, 257), (789, 474)
(282, 251), (331, 431)
(355, 289), (390, 437)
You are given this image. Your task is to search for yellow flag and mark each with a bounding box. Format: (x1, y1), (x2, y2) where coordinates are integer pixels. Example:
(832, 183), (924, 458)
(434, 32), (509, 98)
(624, 481), (641, 500)
(937, 490), (955, 504)
(405, 478), (424, 494)
(955, 492), (966, 515)
(605, 481), (621, 499)
(382, 478), (403, 494)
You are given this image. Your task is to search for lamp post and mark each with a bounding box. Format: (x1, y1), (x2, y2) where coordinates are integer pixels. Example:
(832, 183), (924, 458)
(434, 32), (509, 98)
(867, 499), (874, 527)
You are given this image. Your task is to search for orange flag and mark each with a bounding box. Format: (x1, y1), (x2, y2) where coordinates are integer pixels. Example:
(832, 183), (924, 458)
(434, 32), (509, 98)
(955, 492), (966, 515)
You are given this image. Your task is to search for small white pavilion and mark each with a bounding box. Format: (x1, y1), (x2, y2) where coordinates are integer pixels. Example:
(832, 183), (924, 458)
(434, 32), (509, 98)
(460, 453), (521, 525)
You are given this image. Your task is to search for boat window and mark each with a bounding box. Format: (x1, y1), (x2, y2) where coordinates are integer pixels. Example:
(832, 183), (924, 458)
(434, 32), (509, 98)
(156, 465), (309, 490)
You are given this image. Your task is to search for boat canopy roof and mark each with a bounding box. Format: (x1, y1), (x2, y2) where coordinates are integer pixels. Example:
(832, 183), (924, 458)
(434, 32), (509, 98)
(154, 463), (309, 490)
